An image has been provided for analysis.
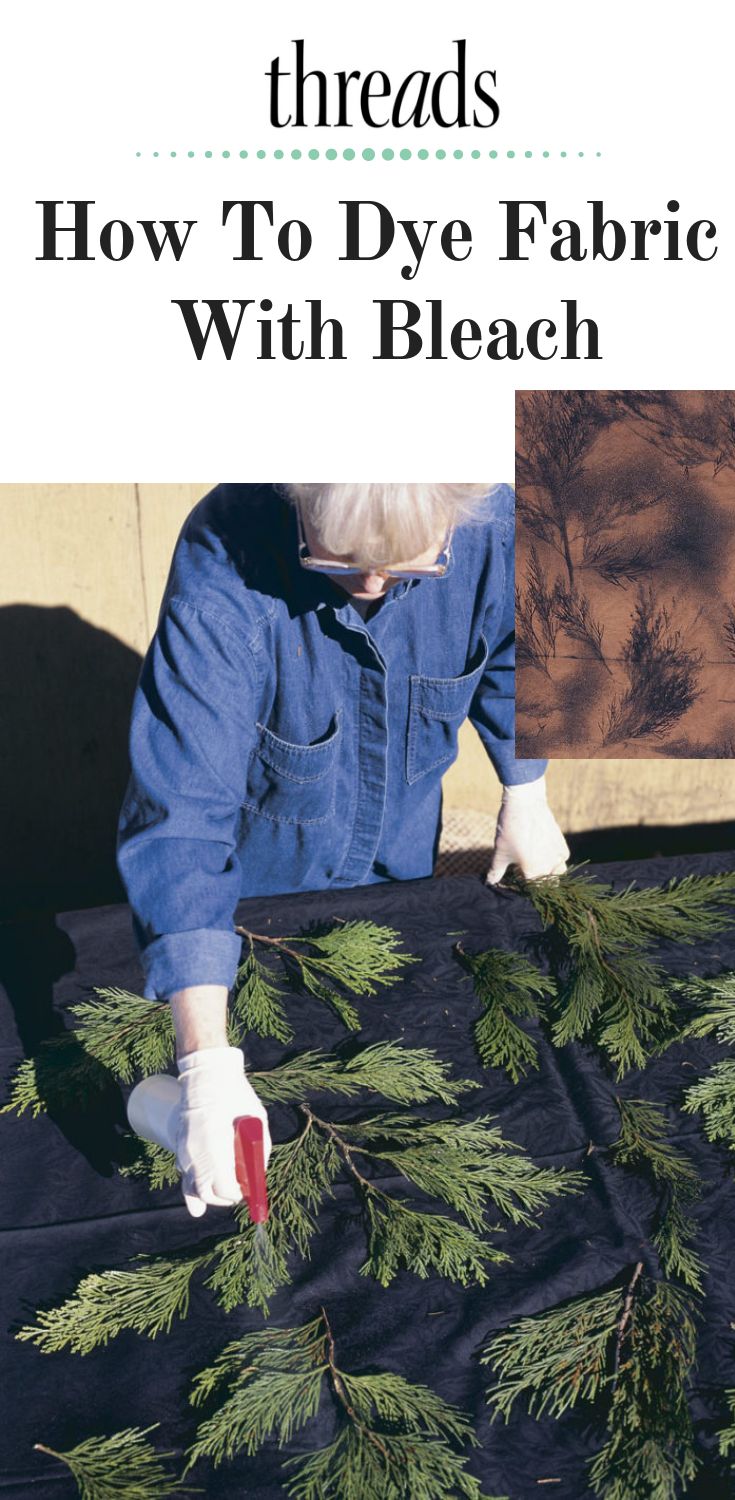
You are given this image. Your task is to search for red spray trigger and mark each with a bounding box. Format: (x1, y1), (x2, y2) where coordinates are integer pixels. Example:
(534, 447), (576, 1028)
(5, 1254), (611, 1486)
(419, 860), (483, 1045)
(234, 1115), (269, 1224)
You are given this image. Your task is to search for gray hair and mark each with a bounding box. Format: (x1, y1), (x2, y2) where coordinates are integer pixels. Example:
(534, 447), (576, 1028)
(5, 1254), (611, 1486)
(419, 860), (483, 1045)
(284, 483), (492, 567)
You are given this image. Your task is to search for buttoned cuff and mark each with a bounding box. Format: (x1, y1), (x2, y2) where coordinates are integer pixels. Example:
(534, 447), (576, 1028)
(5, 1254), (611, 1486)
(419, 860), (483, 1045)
(141, 928), (244, 1000)
(489, 748), (548, 787)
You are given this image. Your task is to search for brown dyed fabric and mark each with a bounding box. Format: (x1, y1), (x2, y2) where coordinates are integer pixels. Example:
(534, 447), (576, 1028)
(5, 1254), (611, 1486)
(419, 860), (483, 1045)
(515, 391), (735, 758)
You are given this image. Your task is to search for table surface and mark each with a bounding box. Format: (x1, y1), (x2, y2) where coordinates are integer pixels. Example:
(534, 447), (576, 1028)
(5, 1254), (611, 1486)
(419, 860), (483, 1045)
(3, 853), (735, 1499)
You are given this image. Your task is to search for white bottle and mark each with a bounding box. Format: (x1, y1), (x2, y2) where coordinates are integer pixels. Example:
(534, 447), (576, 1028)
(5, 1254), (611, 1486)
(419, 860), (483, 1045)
(127, 1073), (182, 1153)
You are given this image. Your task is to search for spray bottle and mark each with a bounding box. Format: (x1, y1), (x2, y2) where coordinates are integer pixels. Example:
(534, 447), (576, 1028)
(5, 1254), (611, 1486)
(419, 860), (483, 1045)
(126, 1073), (269, 1224)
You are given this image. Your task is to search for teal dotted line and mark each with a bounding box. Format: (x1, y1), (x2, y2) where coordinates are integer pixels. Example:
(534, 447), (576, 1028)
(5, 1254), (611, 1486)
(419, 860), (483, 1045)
(138, 148), (601, 161)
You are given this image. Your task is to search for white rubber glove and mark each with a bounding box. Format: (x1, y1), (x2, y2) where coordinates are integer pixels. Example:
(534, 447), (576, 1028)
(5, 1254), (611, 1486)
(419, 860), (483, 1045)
(175, 1046), (272, 1218)
(486, 776), (570, 885)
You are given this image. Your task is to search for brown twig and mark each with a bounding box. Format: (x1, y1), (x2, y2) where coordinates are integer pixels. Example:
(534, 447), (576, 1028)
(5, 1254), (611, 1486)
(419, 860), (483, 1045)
(235, 925), (311, 967)
(613, 1260), (645, 1379)
(319, 1306), (391, 1461)
(300, 1106), (377, 1194)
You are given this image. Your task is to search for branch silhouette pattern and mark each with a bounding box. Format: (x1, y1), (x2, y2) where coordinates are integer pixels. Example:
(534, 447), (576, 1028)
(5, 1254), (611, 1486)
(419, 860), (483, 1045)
(515, 390), (735, 758)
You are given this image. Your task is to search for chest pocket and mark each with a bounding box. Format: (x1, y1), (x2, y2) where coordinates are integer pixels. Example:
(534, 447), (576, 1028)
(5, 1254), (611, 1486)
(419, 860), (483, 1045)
(407, 636), (489, 785)
(243, 713), (341, 825)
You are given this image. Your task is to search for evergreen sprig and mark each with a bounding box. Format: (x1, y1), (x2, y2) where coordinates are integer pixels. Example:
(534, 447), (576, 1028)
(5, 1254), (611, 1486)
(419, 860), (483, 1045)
(20, 1100), (578, 1342)
(653, 1200), (705, 1296)
(719, 1389), (735, 1459)
(514, 869), (735, 1076)
(671, 970), (735, 1043)
(588, 1280), (699, 1500)
(361, 1195), (504, 1289)
(682, 1059), (735, 1149)
(252, 1040), (478, 1108)
(3, 922), (419, 1117)
(0, 1036), (112, 1118)
(33, 1426), (190, 1500)
(1, 992), (175, 1119)
(610, 1099), (705, 1292)
(17, 1251), (215, 1354)
(484, 1270), (699, 1500)
(482, 1284), (623, 1419)
(522, 868), (735, 949)
(233, 919), (417, 1036)
(334, 1113), (582, 1230)
(301, 1107), (579, 1289)
(119, 1139), (180, 1190)
(456, 945), (555, 1081)
(206, 1121), (342, 1314)
(231, 940), (294, 1042)
(120, 1043), (479, 1194)
(611, 1099), (699, 1193)
(186, 1308), (500, 1499)
(66, 990), (176, 1081)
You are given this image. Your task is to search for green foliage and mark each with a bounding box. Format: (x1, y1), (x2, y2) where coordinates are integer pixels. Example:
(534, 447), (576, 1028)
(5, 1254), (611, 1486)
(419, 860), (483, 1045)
(119, 1138), (179, 1190)
(611, 1099), (704, 1293)
(611, 1099), (699, 1193)
(2, 990), (173, 1119)
(213, 1103), (569, 1309)
(3, 922), (419, 1118)
(672, 969), (735, 1043)
(285, 1428), (498, 1500)
(0, 1037), (112, 1118)
(336, 1113), (582, 1231)
(17, 1252), (214, 1354)
(523, 869), (735, 949)
(457, 946), (555, 1082)
(118, 1044), (478, 1195)
(20, 1094), (577, 1345)
(308, 1107), (579, 1290)
(588, 1281), (699, 1500)
(186, 1309), (496, 1499)
(232, 920), (417, 1037)
(592, 957), (676, 1076)
(483, 1285), (623, 1419)
(682, 1059), (735, 1149)
(34, 1426), (190, 1500)
(484, 1272), (699, 1500)
(231, 941), (293, 1042)
(253, 1040), (477, 1108)
(206, 1123), (341, 1315)
(514, 868), (735, 1076)
(67, 990), (175, 1080)
(653, 1201), (705, 1296)
(719, 1389), (735, 1458)
(360, 1195), (504, 1289)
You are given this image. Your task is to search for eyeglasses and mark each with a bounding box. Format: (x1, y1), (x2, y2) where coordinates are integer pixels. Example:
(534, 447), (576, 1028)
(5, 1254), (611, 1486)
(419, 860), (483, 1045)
(296, 504), (454, 579)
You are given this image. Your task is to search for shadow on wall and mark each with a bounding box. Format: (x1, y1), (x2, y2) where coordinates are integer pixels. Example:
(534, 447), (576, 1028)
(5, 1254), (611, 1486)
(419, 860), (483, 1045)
(0, 605), (142, 917)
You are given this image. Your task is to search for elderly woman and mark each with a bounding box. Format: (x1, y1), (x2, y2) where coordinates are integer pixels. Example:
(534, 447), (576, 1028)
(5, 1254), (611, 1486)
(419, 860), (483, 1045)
(117, 482), (568, 1214)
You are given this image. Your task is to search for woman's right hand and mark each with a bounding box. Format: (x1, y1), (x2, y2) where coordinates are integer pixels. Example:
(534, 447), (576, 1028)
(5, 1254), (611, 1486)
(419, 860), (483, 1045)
(175, 1045), (272, 1217)
(169, 986), (271, 1217)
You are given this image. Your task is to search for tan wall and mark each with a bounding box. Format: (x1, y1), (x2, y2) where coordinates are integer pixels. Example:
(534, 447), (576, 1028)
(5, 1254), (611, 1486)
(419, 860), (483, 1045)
(2, 483), (733, 913)
(443, 721), (735, 829)
(0, 484), (211, 912)
(0, 484), (210, 654)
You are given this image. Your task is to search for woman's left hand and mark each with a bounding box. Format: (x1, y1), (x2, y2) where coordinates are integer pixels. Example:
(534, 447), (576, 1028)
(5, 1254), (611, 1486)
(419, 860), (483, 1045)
(486, 776), (570, 885)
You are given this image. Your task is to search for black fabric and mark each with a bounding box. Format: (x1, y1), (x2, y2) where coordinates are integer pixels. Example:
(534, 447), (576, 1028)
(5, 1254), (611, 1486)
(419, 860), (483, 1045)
(3, 855), (735, 1498)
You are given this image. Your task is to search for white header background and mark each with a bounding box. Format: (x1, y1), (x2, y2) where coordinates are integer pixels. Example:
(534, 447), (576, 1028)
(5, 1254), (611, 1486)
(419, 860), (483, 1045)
(1, 0), (732, 479)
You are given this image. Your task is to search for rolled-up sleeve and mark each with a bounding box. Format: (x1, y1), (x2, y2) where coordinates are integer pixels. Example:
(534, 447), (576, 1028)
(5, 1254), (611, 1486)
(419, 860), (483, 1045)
(117, 598), (259, 998)
(469, 497), (547, 788)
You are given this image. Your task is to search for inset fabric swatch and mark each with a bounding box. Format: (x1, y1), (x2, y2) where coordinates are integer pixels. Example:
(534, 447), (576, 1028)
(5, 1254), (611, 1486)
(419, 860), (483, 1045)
(515, 391), (735, 758)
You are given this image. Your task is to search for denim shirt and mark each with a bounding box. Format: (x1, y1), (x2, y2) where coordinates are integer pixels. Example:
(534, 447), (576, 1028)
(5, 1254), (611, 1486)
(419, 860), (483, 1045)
(117, 484), (546, 998)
